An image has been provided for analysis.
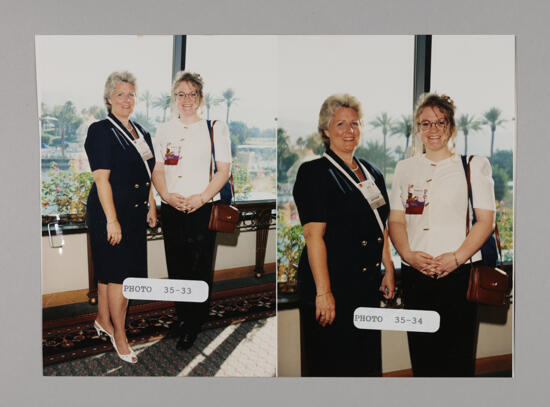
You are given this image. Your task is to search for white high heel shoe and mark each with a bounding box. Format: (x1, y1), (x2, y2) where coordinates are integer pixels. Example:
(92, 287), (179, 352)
(94, 320), (113, 339)
(110, 336), (138, 364)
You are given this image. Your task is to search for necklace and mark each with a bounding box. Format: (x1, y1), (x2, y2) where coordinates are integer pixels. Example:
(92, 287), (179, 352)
(124, 122), (137, 139)
(350, 163), (359, 171)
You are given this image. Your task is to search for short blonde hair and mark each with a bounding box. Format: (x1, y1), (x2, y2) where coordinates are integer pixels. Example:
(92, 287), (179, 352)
(413, 92), (458, 154)
(103, 71), (137, 112)
(318, 94), (363, 148)
(171, 71), (204, 106)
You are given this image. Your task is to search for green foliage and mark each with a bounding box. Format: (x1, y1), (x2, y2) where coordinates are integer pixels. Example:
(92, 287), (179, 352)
(221, 88), (238, 123)
(305, 132), (325, 155)
(232, 160), (252, 200)
(229, 121), (249, 156)
(139, 90), (153, 120)
(41, 132), (54, 146)
(457, 113), (481, 155)
(370, 112), (395, 175)
(483, 107), (506, 158)
(50, 101), (84, 156)
(41, 162), (93, 215)
(391, 115), (413, 150)
(277, 128), (299, 185)
(492, 165), (509, 202)
(82, 105), (107, 120)
(131, 111), (156, 135)
(153, 92), (171, 122)
(495, 200), (513, 252)
(277, 214), (304, 288)
(355, 140), (396, 173)
(204, 93), (222, 120)
(490, 149), (513, 179)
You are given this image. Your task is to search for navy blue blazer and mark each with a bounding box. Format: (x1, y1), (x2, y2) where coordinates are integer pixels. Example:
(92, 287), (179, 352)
(293, 149), (390, 306)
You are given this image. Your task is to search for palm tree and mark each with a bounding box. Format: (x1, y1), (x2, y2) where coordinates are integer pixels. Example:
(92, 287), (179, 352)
(204, 93), (222, 120)
(153, 92), (171, 122)
(391, 115), (413, 152)
(296, 137), (305, 152)
(221, 88), (238, 123)
(482, 107), (506, 159)
(369, 112), (395, 176)
(457, 114), (481, 156)
(355, 140), (396, 173)
(139, 90), (153, 120)
(53, 101), (82, 157)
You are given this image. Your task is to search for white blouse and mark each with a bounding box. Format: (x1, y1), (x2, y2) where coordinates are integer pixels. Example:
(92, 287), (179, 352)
(153, 118), (232, 202)
(389, 154), (496, 262)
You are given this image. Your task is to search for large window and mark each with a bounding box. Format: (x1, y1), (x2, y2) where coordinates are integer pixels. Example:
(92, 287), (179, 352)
(186, 35), (277, 202)
(38, 35), (277, 222)
(277, 35), (415, 293)
(431, 35), (515, 261)
(277, 35), (516, 296)
(37, 35), (173, 217)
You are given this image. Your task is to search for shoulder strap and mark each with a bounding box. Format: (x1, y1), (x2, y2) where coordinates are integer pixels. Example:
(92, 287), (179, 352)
(323, 153), (385, 235)
(463, 155), (502, 265)
(106, 116), (152, 179)
(207, 120), (236, 203)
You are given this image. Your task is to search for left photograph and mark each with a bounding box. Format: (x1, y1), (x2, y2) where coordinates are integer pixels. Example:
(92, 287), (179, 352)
(39, 35), (277, 376)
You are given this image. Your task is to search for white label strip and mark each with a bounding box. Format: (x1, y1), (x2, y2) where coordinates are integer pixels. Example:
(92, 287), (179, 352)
(353, 307), (440, 333)
(122, 278), (209, 303)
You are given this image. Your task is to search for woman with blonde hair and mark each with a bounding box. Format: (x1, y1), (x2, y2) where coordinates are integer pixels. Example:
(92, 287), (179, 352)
(293, 93), (395, 376)
(85, 71), (157, 364)
(152, 71), (231, 351)
(389, 93), (496, 376)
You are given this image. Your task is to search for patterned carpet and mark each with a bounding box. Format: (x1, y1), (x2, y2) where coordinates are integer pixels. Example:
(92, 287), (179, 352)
(43, 317), (276, 376)
(43, 284), (275, 375)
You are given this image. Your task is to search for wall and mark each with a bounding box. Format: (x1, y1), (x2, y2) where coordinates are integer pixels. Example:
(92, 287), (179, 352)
(42, 229), (275, 294)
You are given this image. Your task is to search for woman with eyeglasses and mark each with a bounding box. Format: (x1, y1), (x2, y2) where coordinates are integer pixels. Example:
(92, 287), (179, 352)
(152, 71), (231, 351)
(85, 71), (157, 364)
(388, 93), (496, 376)
(293, 94), (395, 376)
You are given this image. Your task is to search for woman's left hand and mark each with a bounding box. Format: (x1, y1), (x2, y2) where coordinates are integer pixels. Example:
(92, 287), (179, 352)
(380, 271), (396, 299)
(147, 206), (157, 227)
(184, 194), (204, 213)
(433, 252), (459, 279)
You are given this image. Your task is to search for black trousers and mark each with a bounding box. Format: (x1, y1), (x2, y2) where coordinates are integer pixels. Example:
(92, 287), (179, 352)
(402, 263), (479, 377)
(161, 203), (216, 333)
(299, 300), (382, 377)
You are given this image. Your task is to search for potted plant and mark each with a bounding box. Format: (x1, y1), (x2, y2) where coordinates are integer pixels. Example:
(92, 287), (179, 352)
(41, 162), (93, 225)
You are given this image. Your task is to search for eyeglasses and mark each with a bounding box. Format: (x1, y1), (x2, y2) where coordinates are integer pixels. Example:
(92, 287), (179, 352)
(418, 120), (448, 132)
(175, 92), (199, 100)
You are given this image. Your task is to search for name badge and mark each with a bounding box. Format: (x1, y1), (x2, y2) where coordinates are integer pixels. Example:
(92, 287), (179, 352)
(405, 184), (428, 215)
(164, 143), (181, 165)
(133, 137), (153, 161)
(358, 179), (386, 209)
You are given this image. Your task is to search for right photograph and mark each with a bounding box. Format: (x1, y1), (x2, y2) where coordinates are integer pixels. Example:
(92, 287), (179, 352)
(277, 35), (515, 377)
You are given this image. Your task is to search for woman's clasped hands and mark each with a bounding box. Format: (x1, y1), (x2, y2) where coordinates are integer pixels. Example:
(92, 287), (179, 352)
(166, 192), (205, 213)
(405, 250), (460, 279)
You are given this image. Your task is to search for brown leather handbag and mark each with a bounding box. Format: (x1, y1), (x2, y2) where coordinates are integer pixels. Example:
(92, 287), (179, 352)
(207, 120), (239, 233)
(464, 156), (509, 306)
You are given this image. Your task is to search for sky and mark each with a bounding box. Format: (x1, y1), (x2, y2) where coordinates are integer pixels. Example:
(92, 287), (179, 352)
(278, 35), (515, 158)
(35, 35), (515, 157)
(35, 35), (277, 131)
(36, 35), (173, 118)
